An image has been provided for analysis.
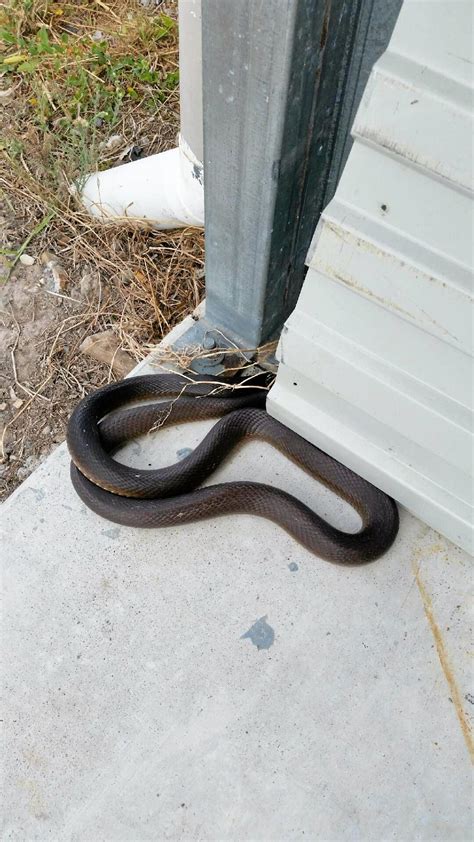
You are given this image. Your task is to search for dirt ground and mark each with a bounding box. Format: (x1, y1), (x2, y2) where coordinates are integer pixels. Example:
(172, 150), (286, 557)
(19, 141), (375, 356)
(0, 229), (203, 499)
(0, 0), (204, 499)
(0, 256), (106, 490)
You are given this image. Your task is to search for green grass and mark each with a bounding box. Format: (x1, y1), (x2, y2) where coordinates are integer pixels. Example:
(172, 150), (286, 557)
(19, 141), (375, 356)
(1, 0), (179, 190)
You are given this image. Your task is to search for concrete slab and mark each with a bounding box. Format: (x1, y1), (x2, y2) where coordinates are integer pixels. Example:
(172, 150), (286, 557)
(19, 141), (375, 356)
(2, 339), (473, 841)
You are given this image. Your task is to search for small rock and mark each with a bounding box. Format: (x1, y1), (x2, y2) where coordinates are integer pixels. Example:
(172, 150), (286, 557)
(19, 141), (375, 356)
(92, 30), (104, 41)
(16, 454), (40, 481)
(104, 134), (123, 152)
(80, 330), (135, 378)
(50, 263), (69, 292)
(41, 252), (69, 291)
(42, 425), (51, 436)
(0, 402), (6, 411)
(80, 271), (101, 301)
(19, 253), (35, 266)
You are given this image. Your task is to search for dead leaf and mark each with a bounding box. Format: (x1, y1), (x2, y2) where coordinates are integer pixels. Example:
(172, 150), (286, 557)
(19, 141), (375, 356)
(79, 330), (135, 378)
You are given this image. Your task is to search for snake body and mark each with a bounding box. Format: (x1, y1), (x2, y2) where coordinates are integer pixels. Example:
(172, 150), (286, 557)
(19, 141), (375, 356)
(67, 372), (399, 564)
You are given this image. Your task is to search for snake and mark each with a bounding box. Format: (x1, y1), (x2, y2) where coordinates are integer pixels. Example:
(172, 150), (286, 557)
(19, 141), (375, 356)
(67, 371), (399, 564)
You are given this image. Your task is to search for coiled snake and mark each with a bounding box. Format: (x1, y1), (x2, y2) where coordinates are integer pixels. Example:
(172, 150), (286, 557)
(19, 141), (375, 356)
(67, 372), (399, 563)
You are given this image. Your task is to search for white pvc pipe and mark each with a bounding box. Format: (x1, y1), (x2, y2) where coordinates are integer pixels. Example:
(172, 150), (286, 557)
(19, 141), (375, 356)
(79, 0), (204, 229)
(80, 136), (204, 229)
(178, 0), (203, 164)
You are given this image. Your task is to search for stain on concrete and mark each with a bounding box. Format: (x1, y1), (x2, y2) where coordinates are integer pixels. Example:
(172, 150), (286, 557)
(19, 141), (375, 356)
(129, 441), (142, 457)
(18, 487), (45, 504)
(18, 776), (47, 819)
(413, 561), (474, 763)
(288, 562), (299, 572)
(16, 487), (46, 513)
(241, 615), (274, 650)
(103, 527), (121, 540)
(176, 447), (193, 461)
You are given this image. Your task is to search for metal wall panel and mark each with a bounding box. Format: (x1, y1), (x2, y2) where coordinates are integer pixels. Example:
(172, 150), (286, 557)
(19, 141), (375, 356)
(268, 0), (474, 552)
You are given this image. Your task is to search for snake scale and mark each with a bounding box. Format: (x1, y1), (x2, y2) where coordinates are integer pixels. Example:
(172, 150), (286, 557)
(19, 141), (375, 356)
(67, 372), (399, 563)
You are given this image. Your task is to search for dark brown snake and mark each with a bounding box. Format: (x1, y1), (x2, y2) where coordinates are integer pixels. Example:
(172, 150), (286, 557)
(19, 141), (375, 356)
(67, 372), (399, 563)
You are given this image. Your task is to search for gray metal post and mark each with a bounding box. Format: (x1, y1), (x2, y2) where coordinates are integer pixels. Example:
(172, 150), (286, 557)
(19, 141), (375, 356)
(200, 0), (401, 350)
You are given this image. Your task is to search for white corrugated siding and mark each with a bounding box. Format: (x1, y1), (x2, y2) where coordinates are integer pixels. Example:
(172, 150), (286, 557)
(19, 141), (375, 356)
(268, 0), (473, 552)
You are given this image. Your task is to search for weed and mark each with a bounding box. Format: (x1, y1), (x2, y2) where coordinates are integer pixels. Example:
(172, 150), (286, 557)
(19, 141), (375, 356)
(1, 2), (206, 500)
(1, 0), (179, 188)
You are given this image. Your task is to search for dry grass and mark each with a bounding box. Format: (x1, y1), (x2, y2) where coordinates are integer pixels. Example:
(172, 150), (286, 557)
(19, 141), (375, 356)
(149, 340), (279, 377)
(0, 0), (206, 496)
